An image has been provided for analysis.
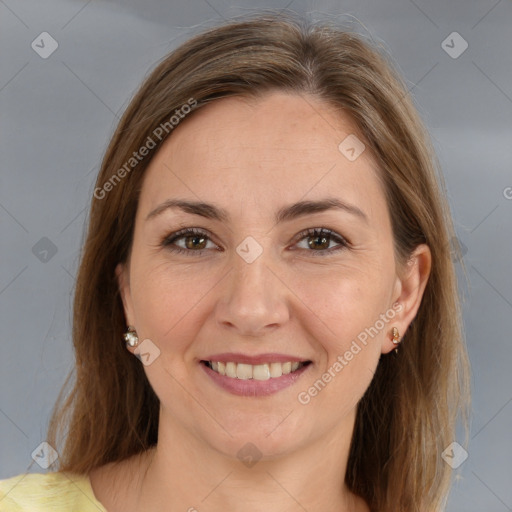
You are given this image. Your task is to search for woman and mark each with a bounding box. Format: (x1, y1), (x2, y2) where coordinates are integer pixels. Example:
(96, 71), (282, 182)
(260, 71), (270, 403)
(0, 12), (470, 512)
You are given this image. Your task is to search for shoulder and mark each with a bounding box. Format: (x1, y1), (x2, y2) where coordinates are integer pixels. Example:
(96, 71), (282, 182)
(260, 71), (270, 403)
(0, 471), (107, 512)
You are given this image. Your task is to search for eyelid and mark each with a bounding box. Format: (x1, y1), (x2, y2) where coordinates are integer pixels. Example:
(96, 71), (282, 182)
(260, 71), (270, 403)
(291, 227), (350, 249)
(161, 227), (218, 253)
(161, 226), (350, 256)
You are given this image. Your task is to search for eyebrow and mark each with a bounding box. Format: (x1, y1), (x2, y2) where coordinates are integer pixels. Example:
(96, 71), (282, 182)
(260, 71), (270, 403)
(145, 197), (368, 224)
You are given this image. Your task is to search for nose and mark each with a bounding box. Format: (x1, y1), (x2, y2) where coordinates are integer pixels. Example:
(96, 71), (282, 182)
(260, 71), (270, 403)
(215, 248), (290, 337)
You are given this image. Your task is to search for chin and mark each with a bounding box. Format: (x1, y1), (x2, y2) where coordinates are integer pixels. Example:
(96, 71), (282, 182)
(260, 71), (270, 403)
(203, 414), (309, 462)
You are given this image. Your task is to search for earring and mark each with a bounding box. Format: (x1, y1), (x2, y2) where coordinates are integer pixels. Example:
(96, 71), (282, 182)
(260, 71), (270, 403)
(391, 327), (401, 354)
(123, 326), (139, 348)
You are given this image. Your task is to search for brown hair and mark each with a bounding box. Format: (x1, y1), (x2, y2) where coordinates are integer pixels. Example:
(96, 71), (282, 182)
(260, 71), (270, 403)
(45, 12), (470, 511)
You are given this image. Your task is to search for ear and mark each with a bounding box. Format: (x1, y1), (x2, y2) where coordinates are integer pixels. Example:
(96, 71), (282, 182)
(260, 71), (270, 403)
(116, 262), (136, 327)
(382, 244), (432, 354)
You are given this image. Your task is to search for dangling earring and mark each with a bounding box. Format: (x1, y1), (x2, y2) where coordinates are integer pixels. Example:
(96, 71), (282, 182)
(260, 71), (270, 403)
(391, 327), (401, 354)
(124, 326), (139, 348)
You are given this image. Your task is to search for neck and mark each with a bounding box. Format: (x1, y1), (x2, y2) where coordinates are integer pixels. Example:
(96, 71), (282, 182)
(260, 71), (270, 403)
(130, 408), (366, 512)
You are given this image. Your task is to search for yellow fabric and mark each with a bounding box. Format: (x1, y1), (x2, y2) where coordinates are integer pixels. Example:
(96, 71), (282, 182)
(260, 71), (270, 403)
(0, 472), (107, 511)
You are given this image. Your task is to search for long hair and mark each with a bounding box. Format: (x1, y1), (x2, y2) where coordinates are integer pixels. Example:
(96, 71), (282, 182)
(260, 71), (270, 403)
(46, 12), (470, 511)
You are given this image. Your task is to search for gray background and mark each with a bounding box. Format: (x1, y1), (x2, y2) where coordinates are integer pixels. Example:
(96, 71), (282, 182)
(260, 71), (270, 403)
(1, 0), (511, 510)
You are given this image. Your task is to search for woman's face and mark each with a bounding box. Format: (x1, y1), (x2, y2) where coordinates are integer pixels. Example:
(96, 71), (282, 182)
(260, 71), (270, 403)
(117, 91), (424, 459)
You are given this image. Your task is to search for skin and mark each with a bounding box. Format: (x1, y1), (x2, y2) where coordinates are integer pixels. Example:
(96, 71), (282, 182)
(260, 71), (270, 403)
(89, 91), (431, 512)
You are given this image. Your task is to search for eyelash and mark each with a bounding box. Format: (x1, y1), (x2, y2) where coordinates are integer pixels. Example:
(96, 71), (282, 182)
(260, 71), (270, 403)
(161, 227), (350, 257)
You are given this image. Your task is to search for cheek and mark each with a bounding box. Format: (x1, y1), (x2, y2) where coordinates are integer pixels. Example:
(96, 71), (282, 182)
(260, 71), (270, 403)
(129, 261), (211, 351)
(296, 278), (386, 414)
(293, 261), (391, 337)
(127, 265), (211, 404)
(295, 265), (391, 383)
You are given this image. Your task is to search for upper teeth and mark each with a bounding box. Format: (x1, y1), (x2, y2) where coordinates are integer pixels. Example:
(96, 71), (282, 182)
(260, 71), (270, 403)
(209, 361), (304, 380)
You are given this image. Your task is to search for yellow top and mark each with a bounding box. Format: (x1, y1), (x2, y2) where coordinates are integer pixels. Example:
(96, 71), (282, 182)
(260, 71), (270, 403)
(0, 472), (107, 512)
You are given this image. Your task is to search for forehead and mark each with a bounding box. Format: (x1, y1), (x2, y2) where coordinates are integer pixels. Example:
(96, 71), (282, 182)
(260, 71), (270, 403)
(138, 91), (387, 224)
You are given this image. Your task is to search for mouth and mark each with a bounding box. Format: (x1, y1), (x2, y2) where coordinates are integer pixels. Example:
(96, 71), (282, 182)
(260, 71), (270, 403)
(201, 360), (312, 380)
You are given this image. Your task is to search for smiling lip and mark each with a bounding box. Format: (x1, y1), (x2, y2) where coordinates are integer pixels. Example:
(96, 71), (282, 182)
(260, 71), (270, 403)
(199, 352), (312, 397)
(200, 361), (310, 396)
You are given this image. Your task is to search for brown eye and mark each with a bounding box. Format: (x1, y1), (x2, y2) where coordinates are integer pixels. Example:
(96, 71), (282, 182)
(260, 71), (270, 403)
(183, 234), (208, 250)
(161, 227), (348, 257)
(294, 228), (349, 256)
(307, 233), (330, 250)
(162, 228), (218, 255)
